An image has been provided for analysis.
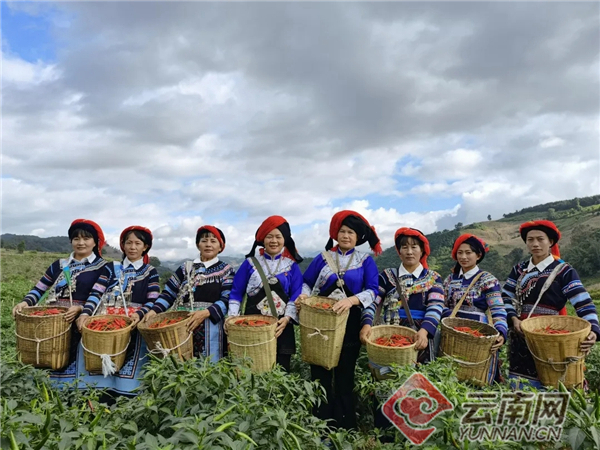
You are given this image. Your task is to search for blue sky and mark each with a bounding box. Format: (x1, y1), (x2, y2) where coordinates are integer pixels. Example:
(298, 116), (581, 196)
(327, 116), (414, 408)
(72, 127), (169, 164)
(2, 1), (598, 259)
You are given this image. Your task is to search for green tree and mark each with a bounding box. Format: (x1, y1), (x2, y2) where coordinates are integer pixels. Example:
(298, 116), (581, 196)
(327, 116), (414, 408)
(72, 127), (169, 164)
(563, 225), (600, 277)
(487, 214), (492, 221)
(149, 256), (161, 267)
(547, 208), (557, 220)
(454, 222), (463, 230)
(17, 241), (25, 254)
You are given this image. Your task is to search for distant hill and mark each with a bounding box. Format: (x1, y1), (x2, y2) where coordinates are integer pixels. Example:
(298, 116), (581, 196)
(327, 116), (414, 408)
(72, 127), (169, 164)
(3, 194), (599, 288)
(0, 234), (121, 258)
(376, 194), (600, 287)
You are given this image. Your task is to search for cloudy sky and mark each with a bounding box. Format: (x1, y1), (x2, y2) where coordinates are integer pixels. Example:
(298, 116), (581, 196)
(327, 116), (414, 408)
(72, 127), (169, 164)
(2, 1), (599, 260)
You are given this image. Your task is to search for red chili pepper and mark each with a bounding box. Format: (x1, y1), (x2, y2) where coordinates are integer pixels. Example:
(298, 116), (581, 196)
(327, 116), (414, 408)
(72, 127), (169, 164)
(534, 325), (571, 335)
(148, 316), (186, 329)
(86, 317), (129, 331)
(453, 326), (485, 337)
(234, 318), (270, 327)
(374, 334), (413, 347)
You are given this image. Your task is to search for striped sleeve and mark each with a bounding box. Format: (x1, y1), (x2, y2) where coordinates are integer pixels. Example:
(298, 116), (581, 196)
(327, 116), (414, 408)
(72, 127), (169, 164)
(152, 264), (186, 313)
(562, 265), (600, 338)
(482, 274), (508, 339)
(421, 271), (445, 338)
(361, 270), (388, 327)
(208, 264), (235, 324)
(82, 263), (115, 316)
(23, 260), (61, 306)
(137, 267), (161, 319)
(502, 264), (521, 323)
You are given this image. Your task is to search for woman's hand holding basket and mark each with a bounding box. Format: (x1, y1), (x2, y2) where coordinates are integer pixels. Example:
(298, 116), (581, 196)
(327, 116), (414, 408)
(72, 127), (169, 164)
(413, 328), (429, 350)
(12, 301), (28, 318)
(490, 335), (505, 352)
(275, 316), (291, 338)
(64, 305), (83, 323)
(581, 332), (597, 355)
(187, 310), (210, 333)
(332, 296), (359, 314)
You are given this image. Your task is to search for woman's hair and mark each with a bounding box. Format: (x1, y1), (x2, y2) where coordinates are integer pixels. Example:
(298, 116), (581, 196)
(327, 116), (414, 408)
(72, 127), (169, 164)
(197, 230), (216, 243)
(121, 229), (151, 248)
(69, 228), (94, 240)
(396, 235), (425, 253)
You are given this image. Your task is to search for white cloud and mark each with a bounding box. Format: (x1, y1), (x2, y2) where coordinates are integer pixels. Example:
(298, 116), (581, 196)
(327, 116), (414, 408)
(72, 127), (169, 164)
(2, 2), (598, 262)
(540, 136), (566, 148)
(2, 55), (61, 87)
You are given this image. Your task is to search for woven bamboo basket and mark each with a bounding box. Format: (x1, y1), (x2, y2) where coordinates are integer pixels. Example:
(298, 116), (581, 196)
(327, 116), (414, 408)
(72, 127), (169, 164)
(15, 306), (71, 369)
(521, 315), (591, 389)
(299, 296), (349, 370)
(81, 315), (133, 373)
(225, 315), (278, 373)
(138, 311), (193, 361)
(366, 325), (418, 380)
(439, 317), (499, 386)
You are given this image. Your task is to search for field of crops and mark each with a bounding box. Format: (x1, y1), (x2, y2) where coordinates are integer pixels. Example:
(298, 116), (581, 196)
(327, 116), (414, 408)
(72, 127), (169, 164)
(2, 250), (600, 449)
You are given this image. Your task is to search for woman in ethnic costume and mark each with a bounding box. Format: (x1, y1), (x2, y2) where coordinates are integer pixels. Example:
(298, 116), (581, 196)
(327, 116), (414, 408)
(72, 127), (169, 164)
(361, 227), (444, 430)
(75, 226), (160, 395)
(299, 210), (381, 430)
(145, 226), (234, 363)
(503, 220), (599, 388)
(441, 234), (507, 384)
(12, 219), (108, 383)
(228, 216), (303, 373)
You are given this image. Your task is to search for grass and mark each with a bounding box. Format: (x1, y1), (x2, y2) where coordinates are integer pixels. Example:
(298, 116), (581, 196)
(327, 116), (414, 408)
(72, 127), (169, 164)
(0, 249), (69, 359)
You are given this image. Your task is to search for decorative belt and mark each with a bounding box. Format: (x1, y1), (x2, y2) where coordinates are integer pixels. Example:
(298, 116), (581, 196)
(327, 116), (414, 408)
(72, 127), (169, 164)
(176, 301), (213, 311)
(520, 304), (559, 318)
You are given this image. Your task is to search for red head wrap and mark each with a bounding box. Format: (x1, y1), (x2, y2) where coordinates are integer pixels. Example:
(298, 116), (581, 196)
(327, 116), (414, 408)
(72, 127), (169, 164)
(246, 216), (302, 262)
(519, 220), (561, 258)
(451, 234), (489, 261)
(69, 219), (105, 256)
(120, 226), (153, 264)
(327, 210), (382, 256)
(394, 227), (430, 269)
(196, 225), (226, 253)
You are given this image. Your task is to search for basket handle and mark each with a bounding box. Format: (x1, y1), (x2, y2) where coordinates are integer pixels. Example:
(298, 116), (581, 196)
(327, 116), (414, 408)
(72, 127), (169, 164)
(450, 272), (484, 318)
(321, 251), (348, 300)
(526, 263), (566, 320)
(391, 270), (417, 329)
(250, 257), (279, 318)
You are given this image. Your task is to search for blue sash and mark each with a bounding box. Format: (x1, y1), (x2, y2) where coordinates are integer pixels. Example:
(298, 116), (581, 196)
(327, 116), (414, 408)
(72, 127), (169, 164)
(398, 309), (425, 320)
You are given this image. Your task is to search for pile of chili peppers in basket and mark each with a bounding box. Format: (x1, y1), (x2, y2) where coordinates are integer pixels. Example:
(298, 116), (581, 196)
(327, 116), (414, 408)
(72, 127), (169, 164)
(148, 317), (186, 329)
(28, 308), (63, 316)
(86, 317), (128, 331)
(234, 318), (271, 327)
(312, 302), (333, 310)
(534, 325), (571, 335)
(373, 334), (413, 347)
(453, 326), (485, 337)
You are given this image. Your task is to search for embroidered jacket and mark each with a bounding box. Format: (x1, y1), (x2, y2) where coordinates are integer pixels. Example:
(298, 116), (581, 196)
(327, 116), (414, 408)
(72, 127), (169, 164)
(443, 268), (508, 339)
(365, 266), (444, 336)
(82, 260), (160, 319)
(23, 255), (107, 305)
(229, 251), (303, 322)
(502, 258), (600, 337)
(301, 248), (379, 327)
(152, 259), (234, 324)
